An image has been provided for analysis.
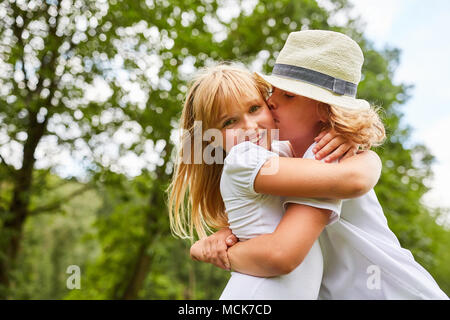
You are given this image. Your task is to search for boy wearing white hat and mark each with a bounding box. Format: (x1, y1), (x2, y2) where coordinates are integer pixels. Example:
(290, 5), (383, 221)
(191, 30), (448, 299)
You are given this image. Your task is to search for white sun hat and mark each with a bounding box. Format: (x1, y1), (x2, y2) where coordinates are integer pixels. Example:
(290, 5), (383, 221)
(256, 30), (370, 110)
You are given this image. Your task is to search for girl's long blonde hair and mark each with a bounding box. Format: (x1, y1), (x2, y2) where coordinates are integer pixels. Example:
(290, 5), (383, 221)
(168, 63), (271, 241)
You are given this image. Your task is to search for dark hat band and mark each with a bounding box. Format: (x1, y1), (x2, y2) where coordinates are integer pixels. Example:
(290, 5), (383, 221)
(272, 63), (357, 97)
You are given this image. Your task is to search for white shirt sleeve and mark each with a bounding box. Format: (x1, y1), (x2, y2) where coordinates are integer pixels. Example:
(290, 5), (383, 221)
(222, 141), (280, 196)
(270, 140), (295, 158)
(282, 143), (343, 225)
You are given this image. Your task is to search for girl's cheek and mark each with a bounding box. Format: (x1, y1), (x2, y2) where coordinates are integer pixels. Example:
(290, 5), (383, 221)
(223, 131), (236, 152)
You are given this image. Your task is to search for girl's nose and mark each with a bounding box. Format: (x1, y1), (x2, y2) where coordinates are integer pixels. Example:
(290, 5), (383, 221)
(243, 116), (259, 130)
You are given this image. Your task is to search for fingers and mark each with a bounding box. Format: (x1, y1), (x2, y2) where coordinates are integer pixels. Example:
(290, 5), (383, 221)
(314, 135), (346, 160)
(226, 234), (238, 246)
(190, 241), (201, 261)
(313, 132), (334, 155)
(218, 245), (231, 270)
(189, 235), (232, 270)
(217, 227), (232, 236)
(313, 130), (327, 143)
(314, 127), (362, 162)
(340, 145), (359, 161)
(208, 238), (231, 270)
(323, 143), (352, 163)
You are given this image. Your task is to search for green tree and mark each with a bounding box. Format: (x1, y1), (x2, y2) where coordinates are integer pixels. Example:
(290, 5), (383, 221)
(0, 0), (185, 296)
(8, 176), (101, 299)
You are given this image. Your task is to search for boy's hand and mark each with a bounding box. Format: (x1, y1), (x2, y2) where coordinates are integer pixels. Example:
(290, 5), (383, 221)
(313, 129), (360, 162)
(190, 227), (238, 271)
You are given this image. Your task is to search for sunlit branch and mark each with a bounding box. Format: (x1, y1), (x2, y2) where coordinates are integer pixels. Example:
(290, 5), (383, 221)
(29, 184), (95, 216)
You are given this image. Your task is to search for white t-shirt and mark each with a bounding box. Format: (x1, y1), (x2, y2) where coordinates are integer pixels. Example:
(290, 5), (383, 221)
(284, 143), (449, 300)
(219, 140), (339, 300)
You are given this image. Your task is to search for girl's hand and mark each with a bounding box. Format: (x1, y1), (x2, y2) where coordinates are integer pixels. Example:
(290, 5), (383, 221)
(313, 129), (360, 163)
(190, 227), (238, 270)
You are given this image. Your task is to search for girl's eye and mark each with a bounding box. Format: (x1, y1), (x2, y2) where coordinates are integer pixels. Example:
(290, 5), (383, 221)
(223, 119), (235, 128)
(249, 105), (261, 113)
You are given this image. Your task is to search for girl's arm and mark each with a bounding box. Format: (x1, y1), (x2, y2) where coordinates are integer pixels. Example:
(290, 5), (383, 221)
(227, 203), (330, 277)
(189, 150), (381, 270)
(189, 137), (379, 270)
(254, 150), (381, 199)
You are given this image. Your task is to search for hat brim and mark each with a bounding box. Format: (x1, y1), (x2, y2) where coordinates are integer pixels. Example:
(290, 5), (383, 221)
(255, 72), (370, 110)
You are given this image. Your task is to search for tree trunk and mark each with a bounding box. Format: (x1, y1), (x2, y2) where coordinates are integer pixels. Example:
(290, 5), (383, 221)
(0, 113), (47, 298)
(119, 200), (159, 300)
(0, 172), (33, 298)
(121, 241), (154, 300)
(119, 166), (168, 300)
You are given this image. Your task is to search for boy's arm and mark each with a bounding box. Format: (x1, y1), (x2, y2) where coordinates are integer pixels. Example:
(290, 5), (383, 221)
(254, 150), (381, 199)
(227, 203), (330, 277)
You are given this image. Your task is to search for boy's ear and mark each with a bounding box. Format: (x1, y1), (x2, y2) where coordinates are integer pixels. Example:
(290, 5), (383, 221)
(316, 102), (330, 123)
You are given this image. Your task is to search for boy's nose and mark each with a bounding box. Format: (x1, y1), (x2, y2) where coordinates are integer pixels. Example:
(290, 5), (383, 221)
(267, 96), (278, 110)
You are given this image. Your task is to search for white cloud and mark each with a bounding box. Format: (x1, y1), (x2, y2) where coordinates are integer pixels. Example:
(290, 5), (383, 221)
(319, 0), (404, 42)
(348, 0), (404, 42)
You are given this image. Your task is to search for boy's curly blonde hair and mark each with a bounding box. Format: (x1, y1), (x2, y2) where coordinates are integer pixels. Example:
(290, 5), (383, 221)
(318, 102), (386, 150)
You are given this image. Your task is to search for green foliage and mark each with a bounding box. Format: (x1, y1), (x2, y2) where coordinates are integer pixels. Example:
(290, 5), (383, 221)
(9, 179), (101, 299)
(0, 0), (448, 299)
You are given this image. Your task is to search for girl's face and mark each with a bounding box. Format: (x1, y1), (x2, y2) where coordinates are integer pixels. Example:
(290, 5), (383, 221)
(266, 87), (323, 149)
(217, 93), (276, 153)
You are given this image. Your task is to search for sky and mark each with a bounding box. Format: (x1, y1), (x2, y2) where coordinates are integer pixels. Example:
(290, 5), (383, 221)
(345, 0), (450, 210)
